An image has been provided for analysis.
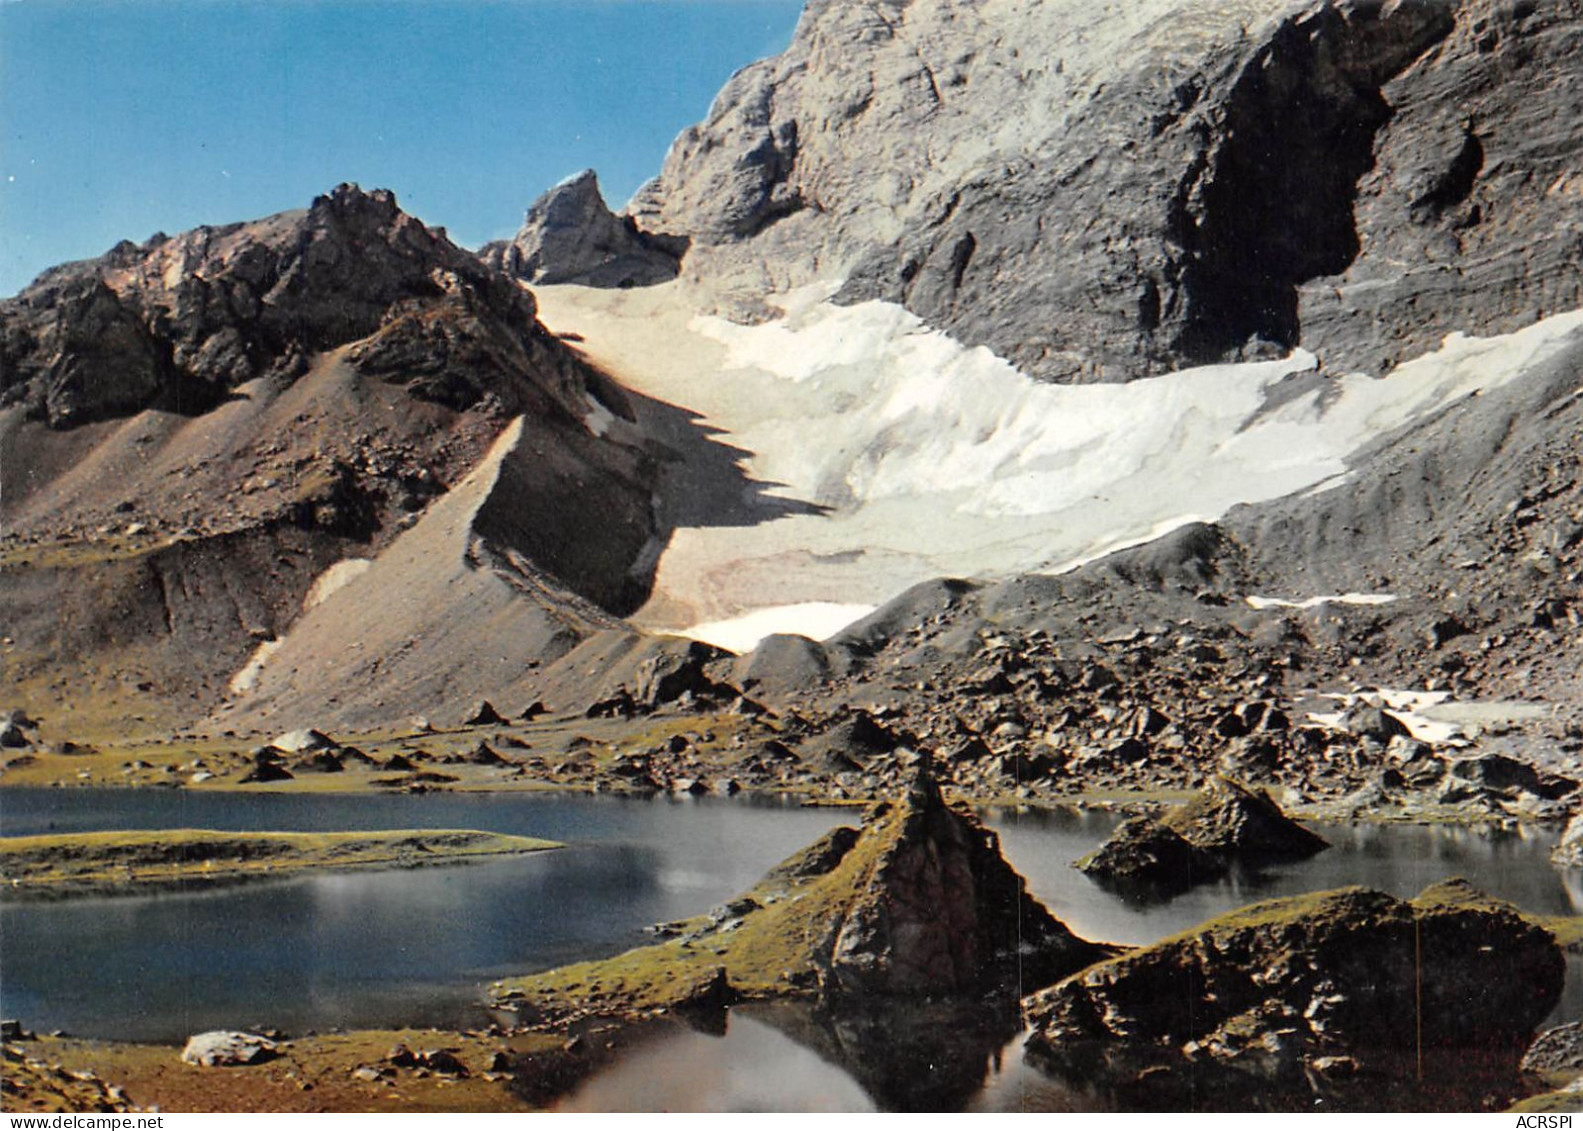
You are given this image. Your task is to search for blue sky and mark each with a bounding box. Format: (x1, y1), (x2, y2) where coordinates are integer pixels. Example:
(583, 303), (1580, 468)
(0, 0), (805, 296)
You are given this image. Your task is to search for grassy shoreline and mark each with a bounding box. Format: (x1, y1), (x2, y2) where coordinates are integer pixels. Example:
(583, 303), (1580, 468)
(0, 828), (560, 900)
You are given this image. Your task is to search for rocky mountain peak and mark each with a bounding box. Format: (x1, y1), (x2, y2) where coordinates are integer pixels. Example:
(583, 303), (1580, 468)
(0, 183), (573, 428)
(480, 169), (682, 289)
(308, 181), (402, 224)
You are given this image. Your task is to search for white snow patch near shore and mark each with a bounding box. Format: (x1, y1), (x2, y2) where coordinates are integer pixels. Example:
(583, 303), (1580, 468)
(1246, 593), (1398, 610)
(535, 285), (1583, 651)
(228, 639), (285, 696)
(678, 602), (877, 653)
(1305, 688), (1548, 745)
(302, 558), (373, 612)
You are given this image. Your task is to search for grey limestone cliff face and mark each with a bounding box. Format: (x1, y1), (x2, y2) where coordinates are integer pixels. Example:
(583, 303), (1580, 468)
(629, 0), (1583, 381)
(480, 170), (683, 289)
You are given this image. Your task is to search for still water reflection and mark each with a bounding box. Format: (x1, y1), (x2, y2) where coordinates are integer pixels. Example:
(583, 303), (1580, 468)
(2, 789), (1580, 1110)
(0, 789), (848, 1040)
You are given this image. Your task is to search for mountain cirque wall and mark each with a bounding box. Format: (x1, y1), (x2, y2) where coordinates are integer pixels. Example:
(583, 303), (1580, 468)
(0, 185), (661, 732)
(628, 0), (1583, 381)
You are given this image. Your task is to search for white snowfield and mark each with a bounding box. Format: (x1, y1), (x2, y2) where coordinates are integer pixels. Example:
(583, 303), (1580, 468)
(534, 284), (1583, 652)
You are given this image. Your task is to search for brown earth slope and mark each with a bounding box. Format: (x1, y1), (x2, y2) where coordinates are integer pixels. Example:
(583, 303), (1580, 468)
(0, 185), (663, 739)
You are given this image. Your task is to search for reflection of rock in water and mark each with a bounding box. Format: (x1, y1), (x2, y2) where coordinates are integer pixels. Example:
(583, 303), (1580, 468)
(744, 1000), (1021, 1113)
(1558, 866), (1583, 917)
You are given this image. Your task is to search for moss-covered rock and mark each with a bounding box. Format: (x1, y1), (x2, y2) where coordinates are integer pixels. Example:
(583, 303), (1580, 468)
(1022, 878), (1563, 1110)
(491, 760), (1112, 1021)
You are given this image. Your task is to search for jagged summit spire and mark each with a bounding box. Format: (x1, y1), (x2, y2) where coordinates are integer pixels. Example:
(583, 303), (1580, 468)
(480, 168), (683, 288)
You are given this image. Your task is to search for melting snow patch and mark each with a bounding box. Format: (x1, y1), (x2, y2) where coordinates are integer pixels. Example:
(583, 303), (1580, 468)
(303, 559), (373, 612)
(1245, 593), (1398, 610)
(677, 602), (877, 654)
(583, 393), (617, 438)
(228, 638), (285, 696)
(1301, 688), (1548, 746)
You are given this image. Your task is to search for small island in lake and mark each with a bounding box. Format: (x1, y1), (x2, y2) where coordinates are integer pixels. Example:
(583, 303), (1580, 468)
(0, 829), (561, 899)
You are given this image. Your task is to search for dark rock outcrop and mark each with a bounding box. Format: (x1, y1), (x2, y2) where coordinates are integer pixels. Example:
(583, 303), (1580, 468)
(633, 639), (729, 709)
(239, 762), (294, 784)
(1341, 702), (1413, 743)
(1077, 777), (1327, 894)
(1023, 879), (1564, 1110)
(462, 700), (506, 727)
(480, 170), (683, 289)
(796, 709), (908, 774)
(1, 184), (587, 426)
(1075, 816), (1216, 895)
(1166, 776), (1330, 859)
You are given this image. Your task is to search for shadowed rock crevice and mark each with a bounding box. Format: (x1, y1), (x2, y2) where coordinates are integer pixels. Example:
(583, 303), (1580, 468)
(1172, 3), (1456, 361)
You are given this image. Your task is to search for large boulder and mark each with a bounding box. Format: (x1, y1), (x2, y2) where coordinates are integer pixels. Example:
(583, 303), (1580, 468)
(268, 728), (336, 754)
(1077, 777), (1327, 892)
(633, 639), (728, 710)
(180, 1031), (279, 1067)
(816, 762), (1110, 998)
(795, 709), (910, 774)
(1075, 815), (1210, 894)
(1023, 878), (1563, 1110)
(1167, 777), (1329, 859)
(1341, 702), (1414, 743)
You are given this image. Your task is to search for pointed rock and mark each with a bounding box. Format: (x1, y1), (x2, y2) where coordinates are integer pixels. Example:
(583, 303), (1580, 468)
(481, 170), (683, 288)
(492, 754), (1112, 1022)
(817, 758), (1111, 998)
(462, 700), (505, 727)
